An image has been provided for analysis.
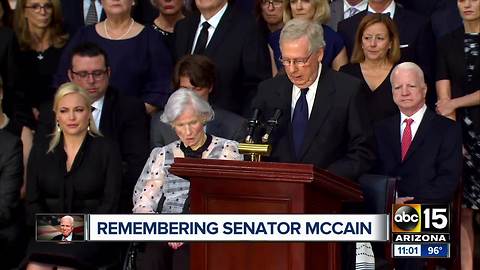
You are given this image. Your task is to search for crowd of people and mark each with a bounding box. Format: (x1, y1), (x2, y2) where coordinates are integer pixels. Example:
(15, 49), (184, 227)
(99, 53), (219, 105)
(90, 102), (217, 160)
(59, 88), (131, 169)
(0, 0), (478, 269)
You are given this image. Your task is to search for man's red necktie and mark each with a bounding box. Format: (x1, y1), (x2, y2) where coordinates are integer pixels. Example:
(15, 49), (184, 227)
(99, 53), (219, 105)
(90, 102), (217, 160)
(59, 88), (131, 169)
(401, 118), (414, 161)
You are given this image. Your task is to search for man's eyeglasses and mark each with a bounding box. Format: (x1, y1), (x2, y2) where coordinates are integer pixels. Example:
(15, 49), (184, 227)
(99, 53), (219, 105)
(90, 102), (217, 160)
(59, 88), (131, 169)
(261, 0), (283, 8)
(279, 53), (312, 67)
(24, 3), (54, 13)
(70, 70), (108, 81)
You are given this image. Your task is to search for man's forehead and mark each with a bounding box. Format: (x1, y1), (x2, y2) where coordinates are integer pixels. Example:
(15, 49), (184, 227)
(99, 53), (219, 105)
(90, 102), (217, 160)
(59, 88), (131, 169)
(72, 55), (106, 67)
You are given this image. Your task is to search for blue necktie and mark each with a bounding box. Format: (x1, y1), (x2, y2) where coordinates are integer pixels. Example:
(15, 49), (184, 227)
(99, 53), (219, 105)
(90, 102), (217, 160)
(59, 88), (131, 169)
(292, 88), (309, 158)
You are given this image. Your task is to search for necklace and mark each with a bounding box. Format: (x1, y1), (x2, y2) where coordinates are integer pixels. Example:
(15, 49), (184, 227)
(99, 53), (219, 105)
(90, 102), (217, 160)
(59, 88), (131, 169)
(104, 18), (135, 40)
(37, 52), (44, 60)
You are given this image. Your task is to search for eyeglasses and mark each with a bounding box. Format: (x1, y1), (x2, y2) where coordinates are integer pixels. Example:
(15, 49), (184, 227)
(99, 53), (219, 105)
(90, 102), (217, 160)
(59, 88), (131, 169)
(262, 0), (283, 8)
(24, 3), (54, 13)
(279, 53), (312, 67)
(70, 69), (108, 81)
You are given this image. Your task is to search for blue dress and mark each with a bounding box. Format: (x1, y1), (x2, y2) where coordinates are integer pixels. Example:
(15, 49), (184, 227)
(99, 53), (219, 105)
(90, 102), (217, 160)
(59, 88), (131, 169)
(322, 24), (345, 67)
(54, 25), (172, 108)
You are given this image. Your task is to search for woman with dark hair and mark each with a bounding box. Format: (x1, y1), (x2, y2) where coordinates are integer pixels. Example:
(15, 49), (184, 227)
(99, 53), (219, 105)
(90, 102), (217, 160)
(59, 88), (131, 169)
(13, 0), (68, 121)
(54, 0), (172, 115)
(255, 0), (284, 74)
(436, 1), (480, 268)
(340, 13), (401, 123)
(25, 83), (122, 269)
(150, 0), (184, 57)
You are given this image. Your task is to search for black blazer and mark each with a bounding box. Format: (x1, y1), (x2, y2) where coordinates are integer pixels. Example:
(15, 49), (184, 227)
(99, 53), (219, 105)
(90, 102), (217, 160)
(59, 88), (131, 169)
(373, 109), (462, 203)
(0, 27), (18, 118)
(60, 0), (106, 37)
(150, 107), (248, 148)
(27, 135), (122, 223)
(0, 130), (22, 229)
(174, 5), (271, 116)
(51, 233), (83, 241)
(436, 27), (480, 132)
(252, 68), (376, 181)
(337, 4), (435, 84)
(35, 88), (150, 211)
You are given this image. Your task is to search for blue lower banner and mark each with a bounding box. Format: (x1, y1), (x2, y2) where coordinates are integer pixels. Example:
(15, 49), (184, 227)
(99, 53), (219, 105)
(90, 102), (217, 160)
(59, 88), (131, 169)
(421, 243), (450, 258)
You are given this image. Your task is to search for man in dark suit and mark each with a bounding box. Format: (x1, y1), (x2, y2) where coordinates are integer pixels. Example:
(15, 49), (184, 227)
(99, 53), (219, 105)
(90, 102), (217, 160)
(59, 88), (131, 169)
(0, 129), (24, 268)
(174, 0), (271, 116)
(337, 0), (435, 100)
(327, 0), (368, 31)
(374, 62), (462, 205)
(36, 43), (149, 213)
(151, 54), (247, 148)
(60, 0), (106, 37)
(51, 216), (83, 241)
(252, 19), (375, 181)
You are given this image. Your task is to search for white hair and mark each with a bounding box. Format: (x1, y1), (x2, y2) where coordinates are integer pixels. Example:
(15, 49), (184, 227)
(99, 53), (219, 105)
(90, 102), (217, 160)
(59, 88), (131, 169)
(280, 18), (325, 54)
(390, 62), (426, 87)
(60, 215), (74, 225)
(161, 88), (214, 124)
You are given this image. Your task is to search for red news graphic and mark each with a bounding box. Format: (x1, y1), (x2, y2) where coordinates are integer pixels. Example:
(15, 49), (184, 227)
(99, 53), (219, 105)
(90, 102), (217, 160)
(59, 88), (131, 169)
(36, 214), (86, 242)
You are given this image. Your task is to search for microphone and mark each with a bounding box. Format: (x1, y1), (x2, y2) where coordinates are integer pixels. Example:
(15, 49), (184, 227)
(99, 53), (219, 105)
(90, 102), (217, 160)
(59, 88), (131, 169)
(262, 109), (282, 143)
(245, 108), (260, 144)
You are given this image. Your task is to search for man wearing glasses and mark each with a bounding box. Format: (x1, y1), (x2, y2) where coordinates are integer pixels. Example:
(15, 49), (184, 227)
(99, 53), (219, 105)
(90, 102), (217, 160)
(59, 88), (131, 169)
(251, 19), (375, 181)
(36, 42), (149, 213)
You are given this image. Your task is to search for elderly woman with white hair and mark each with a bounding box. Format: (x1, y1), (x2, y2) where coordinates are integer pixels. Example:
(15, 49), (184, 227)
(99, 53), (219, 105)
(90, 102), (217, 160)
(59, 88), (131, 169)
(132, 88), (243, 270)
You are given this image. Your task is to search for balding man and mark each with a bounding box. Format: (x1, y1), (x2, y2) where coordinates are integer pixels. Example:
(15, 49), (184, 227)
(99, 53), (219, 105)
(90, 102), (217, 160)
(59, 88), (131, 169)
(252, 19), (375, 181)
(52, 216), (82, 241)
(374, 62), (462, 204)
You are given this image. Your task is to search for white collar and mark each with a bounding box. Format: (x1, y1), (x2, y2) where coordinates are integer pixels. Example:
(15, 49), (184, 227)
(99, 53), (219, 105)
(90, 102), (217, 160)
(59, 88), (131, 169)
(92, 95), (105, 112)
(344, 0), (368, 12)
(400, 104), (427, 126)
(199, 2), (228, 30)
(367, 0), (396, 19)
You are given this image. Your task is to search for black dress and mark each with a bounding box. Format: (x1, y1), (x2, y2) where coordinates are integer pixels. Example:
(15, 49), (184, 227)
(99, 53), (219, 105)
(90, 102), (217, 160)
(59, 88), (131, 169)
(340, 63), (398, 123)
(152, 23), (176, 59)
(25, 135), (123, 268)
(16, 46), (63, 111)
(437, 27), (480, 209)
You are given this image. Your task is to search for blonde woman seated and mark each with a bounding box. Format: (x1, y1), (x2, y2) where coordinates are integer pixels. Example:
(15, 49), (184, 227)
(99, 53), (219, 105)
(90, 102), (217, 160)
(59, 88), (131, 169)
(132, 88), (243, 270)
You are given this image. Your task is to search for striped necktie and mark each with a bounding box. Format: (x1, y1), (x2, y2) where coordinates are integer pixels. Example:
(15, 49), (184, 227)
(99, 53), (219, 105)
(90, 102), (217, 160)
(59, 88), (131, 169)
(85, 0), (98, 25)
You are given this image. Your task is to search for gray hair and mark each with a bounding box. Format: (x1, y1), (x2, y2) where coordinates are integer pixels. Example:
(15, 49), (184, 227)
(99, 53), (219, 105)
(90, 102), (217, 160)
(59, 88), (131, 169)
(60, 215), (74, 225)
(161, 88), (214, 124)
(280, 18), (325, 54)
(390, 62), (426, 87)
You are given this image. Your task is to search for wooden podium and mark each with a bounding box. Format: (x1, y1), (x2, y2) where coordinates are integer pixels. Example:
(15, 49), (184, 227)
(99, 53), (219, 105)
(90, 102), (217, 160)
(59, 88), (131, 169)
(170, 158), (363, 270)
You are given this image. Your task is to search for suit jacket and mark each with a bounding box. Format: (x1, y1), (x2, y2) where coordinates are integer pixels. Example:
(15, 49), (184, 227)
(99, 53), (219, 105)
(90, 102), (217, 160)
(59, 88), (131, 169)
(60, 0), (106, 37)
(174, 4), (271, 116)
(51, 233), (83, 241)
(150, 107), (248, 148)
(252, 68), (376, 181)
(35, 88), (149, 212)
(326, 0), (344, 31)
(0, 130), (22, 229)
(373, 109), (462, 203)
(0, 27), (18, 118)
(337, 4), (435, 85)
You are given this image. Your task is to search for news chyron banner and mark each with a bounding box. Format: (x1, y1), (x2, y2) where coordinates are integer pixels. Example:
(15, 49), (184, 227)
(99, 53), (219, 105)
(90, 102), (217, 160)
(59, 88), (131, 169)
(391, 204), (450, 258)
(36, 214), (87, 242)
(84, 214), (389, 242)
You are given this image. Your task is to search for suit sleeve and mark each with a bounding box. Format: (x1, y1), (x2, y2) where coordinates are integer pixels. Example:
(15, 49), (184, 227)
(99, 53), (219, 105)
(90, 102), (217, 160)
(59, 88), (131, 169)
(421, 122), (463, 202)
(327, 83), (376, 180)
(0, 135), (22, 227)
(26, 144), (47, 225)
(435, 35), (450, 81)
(415, 18), (436, 88)
(120, 100), (150, 195)
(95, 141), (123, 213)
(240, 20), (272, 116)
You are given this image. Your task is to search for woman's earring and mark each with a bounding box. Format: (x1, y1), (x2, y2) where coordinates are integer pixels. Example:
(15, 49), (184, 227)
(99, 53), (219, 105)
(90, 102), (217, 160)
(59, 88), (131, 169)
(87, 123), (91, 132)
(56, 122), (61, 133)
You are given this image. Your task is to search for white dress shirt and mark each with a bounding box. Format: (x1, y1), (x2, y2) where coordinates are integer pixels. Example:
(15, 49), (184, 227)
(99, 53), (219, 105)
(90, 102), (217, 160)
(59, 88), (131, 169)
(291, 63), (323, 119)
(91, 96), (105, 129)
(190, 3), (228, 53)
(83, 0), (103, 22)
(399, 104), (427, 141)
(367, 0), (396, 19)
(344, 0), (368, 18)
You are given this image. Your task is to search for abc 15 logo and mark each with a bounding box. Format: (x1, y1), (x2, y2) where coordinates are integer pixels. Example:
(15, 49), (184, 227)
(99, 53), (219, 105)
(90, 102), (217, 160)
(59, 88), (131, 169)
(392, 204), (450, 233)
